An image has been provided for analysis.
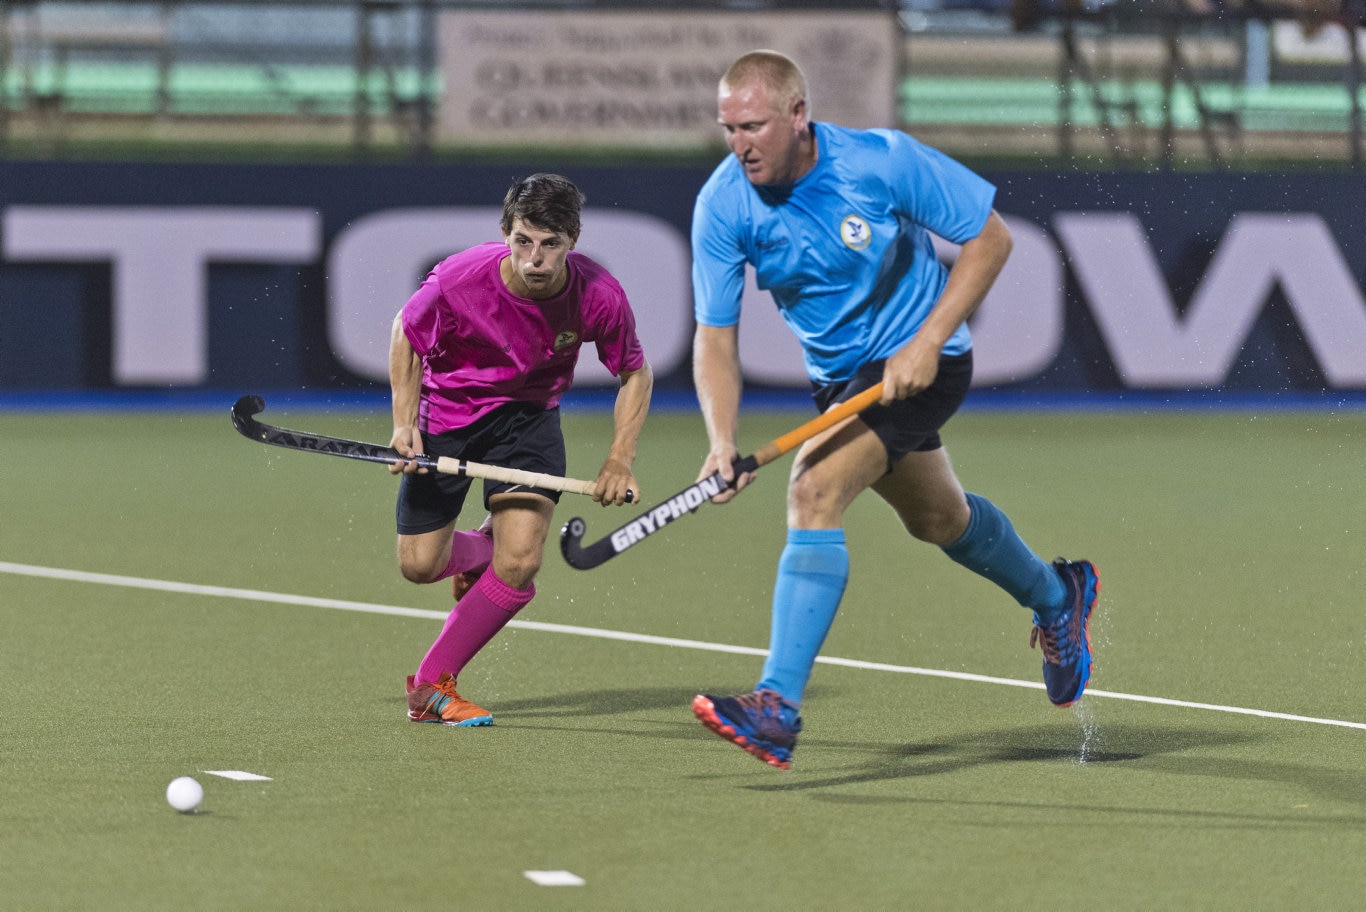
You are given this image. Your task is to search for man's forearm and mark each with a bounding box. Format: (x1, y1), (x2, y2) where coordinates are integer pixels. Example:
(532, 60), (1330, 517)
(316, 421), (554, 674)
(918, 210), (1013, 349)
(692, 324), (743, 450)
(608, 362), (654, 466)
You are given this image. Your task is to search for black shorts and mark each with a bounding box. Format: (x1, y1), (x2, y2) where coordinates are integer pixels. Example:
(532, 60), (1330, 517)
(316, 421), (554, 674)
(812, 351), (973, 472)
(395, 402), (567, 536)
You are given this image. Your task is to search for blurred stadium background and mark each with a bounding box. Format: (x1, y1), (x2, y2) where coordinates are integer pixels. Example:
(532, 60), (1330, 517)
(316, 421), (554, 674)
(0, 0), (1362, 403)
(0, 0), (1360, 165)
(0, 0), (1361, 165)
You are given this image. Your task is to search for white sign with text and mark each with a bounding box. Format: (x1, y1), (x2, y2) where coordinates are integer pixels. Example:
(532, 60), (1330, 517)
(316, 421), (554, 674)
(4, 206), (1364, 390)
(436, 10), (899, 146)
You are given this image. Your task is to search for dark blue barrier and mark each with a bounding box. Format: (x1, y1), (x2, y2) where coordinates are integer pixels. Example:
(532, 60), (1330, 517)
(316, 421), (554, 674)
(1, 161), (1362, 400)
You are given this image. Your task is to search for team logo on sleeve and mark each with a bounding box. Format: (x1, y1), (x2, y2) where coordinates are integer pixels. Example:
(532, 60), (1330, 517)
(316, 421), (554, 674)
(840, 215), (872, 250)
(553, 330), (579, 351)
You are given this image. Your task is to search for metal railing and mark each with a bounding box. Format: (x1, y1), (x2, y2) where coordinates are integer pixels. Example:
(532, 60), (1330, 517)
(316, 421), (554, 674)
(1046, 3), (1364, 168)
(0, 0), (1359, 167)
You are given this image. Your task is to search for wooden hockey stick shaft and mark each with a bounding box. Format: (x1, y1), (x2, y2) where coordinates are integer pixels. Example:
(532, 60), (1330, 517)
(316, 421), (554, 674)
(431, 456), (597, 496)
(232, 395), (621, 500)
(749, 383), (885, 468)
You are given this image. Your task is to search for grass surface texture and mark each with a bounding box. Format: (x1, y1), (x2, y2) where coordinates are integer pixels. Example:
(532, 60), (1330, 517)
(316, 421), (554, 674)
(2, 404), (1363, 909)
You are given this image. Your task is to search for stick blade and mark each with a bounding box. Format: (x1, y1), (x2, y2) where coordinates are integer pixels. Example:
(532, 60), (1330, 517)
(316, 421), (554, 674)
(560, 517), (619, 570)
(231, 394), (267, 438)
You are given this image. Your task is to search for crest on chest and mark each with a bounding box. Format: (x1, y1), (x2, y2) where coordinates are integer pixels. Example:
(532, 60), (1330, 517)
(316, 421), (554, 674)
(840, 214), (872, 250)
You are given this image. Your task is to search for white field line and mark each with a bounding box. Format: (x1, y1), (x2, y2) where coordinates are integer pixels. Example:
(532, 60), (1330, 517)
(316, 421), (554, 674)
(5, 560), (1365, 732)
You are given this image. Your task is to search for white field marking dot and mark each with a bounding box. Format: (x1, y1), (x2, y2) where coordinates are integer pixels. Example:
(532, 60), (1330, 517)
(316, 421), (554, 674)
(203, 770), (273, 781)
(524, 871), (585, 887)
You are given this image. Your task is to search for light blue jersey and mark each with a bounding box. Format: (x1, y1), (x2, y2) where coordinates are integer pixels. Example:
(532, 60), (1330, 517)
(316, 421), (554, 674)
(692, 122), (996, 384)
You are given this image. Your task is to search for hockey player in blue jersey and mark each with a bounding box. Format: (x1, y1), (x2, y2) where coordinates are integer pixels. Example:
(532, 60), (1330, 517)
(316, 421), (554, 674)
(688, 50), (1099, 769)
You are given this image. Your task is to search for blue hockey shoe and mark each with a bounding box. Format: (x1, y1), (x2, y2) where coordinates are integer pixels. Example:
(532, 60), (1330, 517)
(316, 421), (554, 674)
(692, 689), (802, 769)
(1030, 559), (1100, 707)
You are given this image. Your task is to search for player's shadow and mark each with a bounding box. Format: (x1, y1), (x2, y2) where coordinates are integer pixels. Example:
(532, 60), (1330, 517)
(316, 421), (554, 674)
(745, 721), (1366, 817)
(739, 721), (1240, 792)
(493, 684), (1366, 815)
(490, 684), (704, 718)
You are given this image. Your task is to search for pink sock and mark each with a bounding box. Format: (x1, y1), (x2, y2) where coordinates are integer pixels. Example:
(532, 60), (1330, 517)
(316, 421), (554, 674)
(434, 526), (495, 581)
(415, 570), (534, 685)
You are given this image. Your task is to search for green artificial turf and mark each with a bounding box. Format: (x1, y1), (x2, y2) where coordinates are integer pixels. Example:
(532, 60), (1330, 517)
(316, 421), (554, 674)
(2, 405), (1363, 909)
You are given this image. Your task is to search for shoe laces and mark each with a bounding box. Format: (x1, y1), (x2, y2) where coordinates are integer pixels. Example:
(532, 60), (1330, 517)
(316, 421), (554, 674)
(734, 689), (794, 724)
(424, 675), (472, 712)
(1031, 610), (1078, 665)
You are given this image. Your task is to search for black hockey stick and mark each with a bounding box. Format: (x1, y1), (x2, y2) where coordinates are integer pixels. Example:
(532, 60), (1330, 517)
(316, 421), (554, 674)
(559, 383), (884, 569)
(232, 395), (623, 499)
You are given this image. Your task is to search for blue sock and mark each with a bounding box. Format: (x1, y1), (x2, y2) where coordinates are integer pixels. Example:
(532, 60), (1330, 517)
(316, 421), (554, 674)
(941, 492), (1066, 622)
(757, 529), (849, 710)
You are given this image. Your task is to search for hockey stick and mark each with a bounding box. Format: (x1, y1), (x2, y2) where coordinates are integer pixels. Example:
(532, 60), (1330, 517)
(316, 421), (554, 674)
(232, 395), (624, 500)
(559, 382), (885, 570)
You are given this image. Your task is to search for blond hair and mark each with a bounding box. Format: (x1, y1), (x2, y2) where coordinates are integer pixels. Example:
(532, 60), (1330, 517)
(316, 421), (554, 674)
(721, 50), (810, 119)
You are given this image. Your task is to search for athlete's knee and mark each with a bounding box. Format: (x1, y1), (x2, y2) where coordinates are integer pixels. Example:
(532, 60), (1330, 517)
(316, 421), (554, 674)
(398, 566), (433, 585)
(396, 554), (443, 585)
(786, 470), (847, 527)
(901, 499), (969, 545)
(395, 538), (447, 585)
(491, 550), (542, 590)
(903, 512), (959, 545)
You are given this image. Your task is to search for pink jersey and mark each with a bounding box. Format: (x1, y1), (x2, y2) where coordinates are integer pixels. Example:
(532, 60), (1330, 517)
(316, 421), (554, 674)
(401, 242), (645, 433)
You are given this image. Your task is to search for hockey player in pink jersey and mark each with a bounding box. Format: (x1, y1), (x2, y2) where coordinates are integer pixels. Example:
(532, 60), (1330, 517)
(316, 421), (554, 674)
(389, 173), (653, 726)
